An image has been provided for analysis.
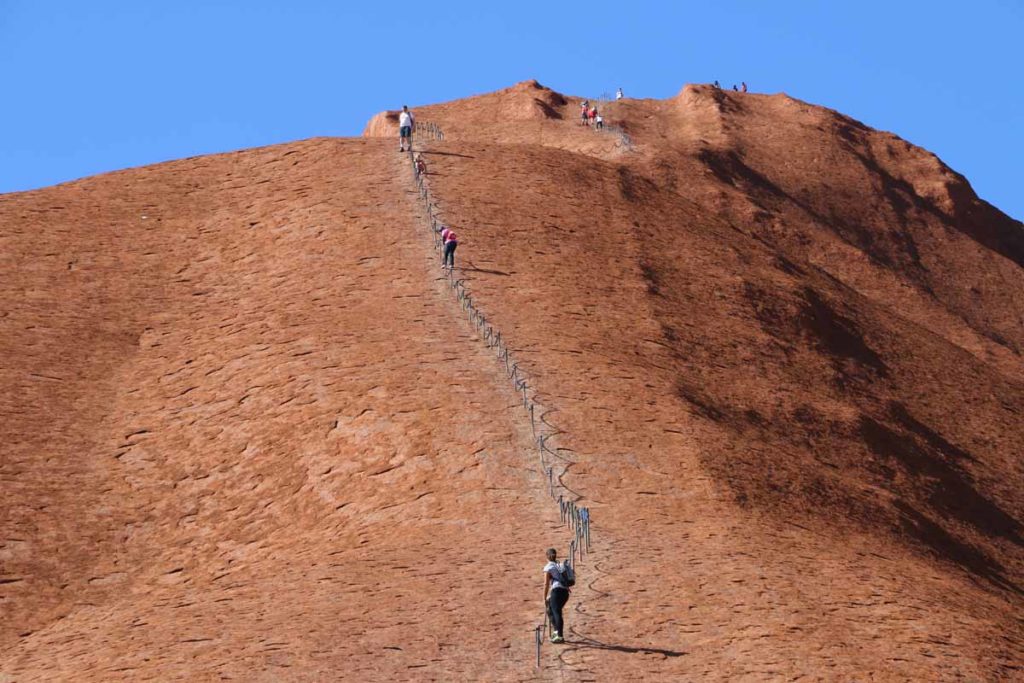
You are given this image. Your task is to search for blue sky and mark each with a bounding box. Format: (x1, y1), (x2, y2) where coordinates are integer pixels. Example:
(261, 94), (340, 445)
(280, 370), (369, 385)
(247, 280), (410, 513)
(2, 1), (1021, 219)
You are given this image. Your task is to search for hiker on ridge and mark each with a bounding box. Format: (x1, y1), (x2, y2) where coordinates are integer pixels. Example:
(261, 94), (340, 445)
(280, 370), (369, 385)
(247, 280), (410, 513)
(616, 87), (623, 100)
(442, 227), (458, 269)
(399, 105), (415, 153)
(543, 547), (573, 644)
(580, 101), (590, 126)
(741, 81), (748, 93)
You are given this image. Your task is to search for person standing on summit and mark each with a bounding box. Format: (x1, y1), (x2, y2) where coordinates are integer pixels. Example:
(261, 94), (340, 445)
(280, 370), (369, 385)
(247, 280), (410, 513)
(399, 105), (415, 153)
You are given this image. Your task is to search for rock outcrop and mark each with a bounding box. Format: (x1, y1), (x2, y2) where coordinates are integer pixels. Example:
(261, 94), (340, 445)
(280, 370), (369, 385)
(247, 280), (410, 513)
(3, 81), (1022, 680)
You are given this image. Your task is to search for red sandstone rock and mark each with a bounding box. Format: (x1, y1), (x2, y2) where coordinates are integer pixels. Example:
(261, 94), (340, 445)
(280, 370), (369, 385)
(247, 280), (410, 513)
(2, 82), (1022, 680)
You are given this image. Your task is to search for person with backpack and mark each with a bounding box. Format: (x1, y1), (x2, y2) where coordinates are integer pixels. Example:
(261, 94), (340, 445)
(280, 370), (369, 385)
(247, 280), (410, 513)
(398, 105), (415, 152)
(542, 547), (574, 644)
(442, 227), (458, 269)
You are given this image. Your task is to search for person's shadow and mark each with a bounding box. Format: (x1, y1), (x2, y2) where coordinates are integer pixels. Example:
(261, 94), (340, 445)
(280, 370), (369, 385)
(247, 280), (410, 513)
(565, 630), (686, 658)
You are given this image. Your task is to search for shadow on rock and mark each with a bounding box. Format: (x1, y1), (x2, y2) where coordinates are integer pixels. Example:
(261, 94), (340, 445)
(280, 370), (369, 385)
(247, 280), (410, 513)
(565, 630), (686, 658)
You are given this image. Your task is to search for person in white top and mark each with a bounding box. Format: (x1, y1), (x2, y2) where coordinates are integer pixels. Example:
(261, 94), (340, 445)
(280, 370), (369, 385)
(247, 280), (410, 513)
(616, 87), (623, 100)
(398, 105), (415, 152)
(542, 548), (570, 643)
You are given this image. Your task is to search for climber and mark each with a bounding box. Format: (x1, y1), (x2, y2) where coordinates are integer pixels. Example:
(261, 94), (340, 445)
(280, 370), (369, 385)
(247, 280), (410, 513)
(543, 548), (570, 644)
(415, 153), (427, 176)
(442, 227), (458, 269)
(713, 80), (721, 89)
(588, 106), (598, 125)
(595, 113), (604, 130)
(616, 87), (623, 100)
(732, 84), (739, 91)
(399, 105), (415, 153)
(741, 81), (748, 93)
(580, 101), (590, 126)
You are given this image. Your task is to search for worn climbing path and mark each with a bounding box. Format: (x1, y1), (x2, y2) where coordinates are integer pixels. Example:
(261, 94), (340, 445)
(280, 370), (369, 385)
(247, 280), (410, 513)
(405, 135), (609, 680)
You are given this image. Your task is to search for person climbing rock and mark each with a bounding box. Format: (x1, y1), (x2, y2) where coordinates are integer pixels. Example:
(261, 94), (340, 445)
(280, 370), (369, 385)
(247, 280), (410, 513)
(399, 105), (415, 152)
(741, 81), (748, 93)
(543, 548), (571, 644)
(616, 87), (623, 100)
(713, 80), (721, 89)
(415, 153), (427, 176)
(442, 227), (458, 269)
(580, 101), (590, 126)
(732, 84), (739, 91)
(595, 113), (604, 130)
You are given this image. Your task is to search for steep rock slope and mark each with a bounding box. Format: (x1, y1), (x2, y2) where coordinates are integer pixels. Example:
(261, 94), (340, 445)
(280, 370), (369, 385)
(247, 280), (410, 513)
(1, 139), (566, 680)
(1, 78), (1022, 681)
(391, 81), (1024, 679)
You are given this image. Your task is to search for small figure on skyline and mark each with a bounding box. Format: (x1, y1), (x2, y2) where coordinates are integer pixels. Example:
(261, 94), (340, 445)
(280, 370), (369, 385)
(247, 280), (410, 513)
(713, 80), (721, 89)
(543, 548), (574, 644)
(398, 105), (415, 153)
(741, 81), (748, 93)
(732, 84), (739, 91)
(443, 228), (458, 269)
(616, 87), (623, 100)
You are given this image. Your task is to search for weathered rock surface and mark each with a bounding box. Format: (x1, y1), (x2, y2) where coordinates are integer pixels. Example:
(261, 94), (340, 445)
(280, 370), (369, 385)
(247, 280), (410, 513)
(2, 81), (1022, 680)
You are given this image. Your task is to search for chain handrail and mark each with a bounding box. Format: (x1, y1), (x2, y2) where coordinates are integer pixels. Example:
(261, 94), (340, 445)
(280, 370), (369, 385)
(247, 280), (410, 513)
(404, 129), (594, 666)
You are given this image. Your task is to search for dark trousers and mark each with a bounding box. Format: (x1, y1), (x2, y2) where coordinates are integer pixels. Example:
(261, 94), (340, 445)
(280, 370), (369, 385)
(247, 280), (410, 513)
(443, 241), (457, 267)
(547, 587), (569, 636)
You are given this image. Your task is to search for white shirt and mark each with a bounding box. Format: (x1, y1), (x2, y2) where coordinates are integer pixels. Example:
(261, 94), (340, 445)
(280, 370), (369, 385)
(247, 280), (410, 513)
(544, 561), (565, 590)
(616, 90), (623, 100)
(399, 111), (413, 128)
